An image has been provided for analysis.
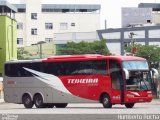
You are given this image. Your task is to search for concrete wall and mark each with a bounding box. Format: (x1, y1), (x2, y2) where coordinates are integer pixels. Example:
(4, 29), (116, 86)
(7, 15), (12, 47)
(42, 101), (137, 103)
(0, 16), (17, 76)
(122, 8), (152, 27)
(24, 42), (56, 59)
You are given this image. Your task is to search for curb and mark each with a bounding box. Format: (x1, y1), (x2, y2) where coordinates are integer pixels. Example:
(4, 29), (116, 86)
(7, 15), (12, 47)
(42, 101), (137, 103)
(152, 99), (160, 104)
(0, 99), (4, 103)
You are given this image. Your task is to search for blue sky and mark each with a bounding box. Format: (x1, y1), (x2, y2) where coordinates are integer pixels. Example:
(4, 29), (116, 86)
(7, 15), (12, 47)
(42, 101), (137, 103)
(7, 0), (160, 28)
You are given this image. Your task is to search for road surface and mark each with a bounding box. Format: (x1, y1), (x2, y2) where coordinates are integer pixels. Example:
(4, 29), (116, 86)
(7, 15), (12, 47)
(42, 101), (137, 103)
(0, 100), (159, 120)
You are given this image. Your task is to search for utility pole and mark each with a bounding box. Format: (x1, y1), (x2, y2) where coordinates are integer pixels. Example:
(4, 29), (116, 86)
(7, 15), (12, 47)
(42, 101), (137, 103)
(105, 20), (107, 29)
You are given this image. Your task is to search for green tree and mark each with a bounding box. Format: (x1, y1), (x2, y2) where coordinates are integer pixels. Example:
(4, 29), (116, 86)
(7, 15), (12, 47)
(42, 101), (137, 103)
(17, 47), (30, 60)
(125, 44), (160, 68)
(58, 39), (110, 55)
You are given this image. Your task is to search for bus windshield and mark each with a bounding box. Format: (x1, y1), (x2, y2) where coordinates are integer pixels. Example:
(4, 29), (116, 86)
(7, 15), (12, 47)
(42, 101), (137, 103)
(126, 71), (152, 91)
(122, 60), (151, 91)
(122, 60), (149, 70)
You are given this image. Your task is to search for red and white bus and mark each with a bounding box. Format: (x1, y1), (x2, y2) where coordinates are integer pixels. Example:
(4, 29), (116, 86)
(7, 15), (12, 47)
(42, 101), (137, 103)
(3, 54), (158, 108)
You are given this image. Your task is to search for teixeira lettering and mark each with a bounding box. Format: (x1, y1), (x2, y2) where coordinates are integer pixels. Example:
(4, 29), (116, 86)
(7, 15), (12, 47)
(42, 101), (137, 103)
(68, 78), (99, 84)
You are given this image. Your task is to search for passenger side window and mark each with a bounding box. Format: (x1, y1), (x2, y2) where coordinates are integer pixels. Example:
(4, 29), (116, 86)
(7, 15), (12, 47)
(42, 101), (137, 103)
(109, 60), (122, 90)
(69, 60), (108, 75)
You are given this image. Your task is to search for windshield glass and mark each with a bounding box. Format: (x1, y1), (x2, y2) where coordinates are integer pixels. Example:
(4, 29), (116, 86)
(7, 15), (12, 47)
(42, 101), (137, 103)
(122, 60), (149, 70)
(126, 71), (152, 91)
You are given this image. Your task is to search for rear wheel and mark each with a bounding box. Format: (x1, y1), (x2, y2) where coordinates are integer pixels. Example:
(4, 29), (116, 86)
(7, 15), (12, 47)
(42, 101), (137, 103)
(22, 94), (34, 108)
(55, 103), (68, 108)
(34, 94), (44, 108)
(125, 103), (135, 108)
(101, 94), (112, 108)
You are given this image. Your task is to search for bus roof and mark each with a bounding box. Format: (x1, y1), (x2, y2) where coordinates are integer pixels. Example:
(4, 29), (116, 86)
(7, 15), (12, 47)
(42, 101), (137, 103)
(5, 54), (146, 64)
(43, 54), (146, 62)
(105, 55), (146, 61)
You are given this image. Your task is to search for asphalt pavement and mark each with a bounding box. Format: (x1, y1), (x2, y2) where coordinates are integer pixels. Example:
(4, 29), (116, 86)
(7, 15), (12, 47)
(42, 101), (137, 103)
(0, 99), (159, 120)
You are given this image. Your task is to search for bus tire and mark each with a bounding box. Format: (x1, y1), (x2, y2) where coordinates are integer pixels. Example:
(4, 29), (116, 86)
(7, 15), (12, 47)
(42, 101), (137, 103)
(55, 103), (68, 108)
(125, 103), (134, 108)
(101, 94), (112, 108)
(34, 94), (44, 108)
(22, 94), (34, 108)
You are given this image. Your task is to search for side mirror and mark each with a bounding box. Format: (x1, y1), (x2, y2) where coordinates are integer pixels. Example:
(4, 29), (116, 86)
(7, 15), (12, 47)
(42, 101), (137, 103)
(123, 68), (129, 80)
(151, 68), (159, 79)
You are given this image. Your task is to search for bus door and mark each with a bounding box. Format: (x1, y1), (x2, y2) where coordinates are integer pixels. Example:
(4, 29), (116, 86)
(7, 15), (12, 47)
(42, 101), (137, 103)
(109, 60), (124, 104)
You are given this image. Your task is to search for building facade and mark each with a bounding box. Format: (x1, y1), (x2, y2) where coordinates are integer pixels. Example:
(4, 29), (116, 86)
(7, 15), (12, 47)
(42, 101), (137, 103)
(0, 1), (17, 76)
(14, 0), (101, 47)
(122, 7), (153, 28)
(97, 3), (160, 55)
(122, 3), (160, 28)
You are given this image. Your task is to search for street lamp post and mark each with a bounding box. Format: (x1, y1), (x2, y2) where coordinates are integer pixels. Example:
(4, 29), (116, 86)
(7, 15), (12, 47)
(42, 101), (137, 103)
(37, 41), (46, 59)
(32, 41), (46, 59)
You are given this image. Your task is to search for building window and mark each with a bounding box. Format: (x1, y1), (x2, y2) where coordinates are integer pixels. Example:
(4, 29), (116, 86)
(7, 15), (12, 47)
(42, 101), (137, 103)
(18, 9), (26, 13)
(45, 38), (53, 42)
(17, 38), (23, 45)
(147, 20), (151, 23)
(31, 28), (37, 35)
(45, 23), (53, 29)
(60, 23), (68, 30)
(17, 22), (23, 29)
(71, 23), (75, 27)
(62, 9), (69, 13)
(79, 9), (87, 12)
(31, 13), (37, 20)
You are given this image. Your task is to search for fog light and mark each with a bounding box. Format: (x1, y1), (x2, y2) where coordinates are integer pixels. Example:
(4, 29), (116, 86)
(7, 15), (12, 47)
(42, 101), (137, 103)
(148, 93), (152, 97)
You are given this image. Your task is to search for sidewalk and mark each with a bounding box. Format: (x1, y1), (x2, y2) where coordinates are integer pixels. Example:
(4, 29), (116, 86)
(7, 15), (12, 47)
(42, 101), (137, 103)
(151, 99), (160, 104)
(0, 99), (4, 103)
(0, 90), (4, 103)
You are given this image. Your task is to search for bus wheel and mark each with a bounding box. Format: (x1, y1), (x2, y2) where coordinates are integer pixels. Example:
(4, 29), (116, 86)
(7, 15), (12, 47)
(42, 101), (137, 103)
(34, 94), (44, 108)
(55, 103), (68, 108)
(101, 94), (112, 108)
(22, 94), (34, 108)
(125, 103), (134, 108)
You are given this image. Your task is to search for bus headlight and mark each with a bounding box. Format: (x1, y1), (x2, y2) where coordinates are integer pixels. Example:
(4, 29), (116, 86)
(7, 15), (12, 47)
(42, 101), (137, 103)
(126, 94), (134, 98)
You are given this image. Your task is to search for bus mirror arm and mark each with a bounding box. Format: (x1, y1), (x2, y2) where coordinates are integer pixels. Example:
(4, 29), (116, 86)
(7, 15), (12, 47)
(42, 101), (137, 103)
(151, 68), (159, 79)
(123, 68), (129, 80)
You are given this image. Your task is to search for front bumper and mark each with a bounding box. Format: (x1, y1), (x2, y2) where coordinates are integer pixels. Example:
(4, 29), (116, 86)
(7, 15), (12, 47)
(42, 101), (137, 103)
(125, 96), (152, 103)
